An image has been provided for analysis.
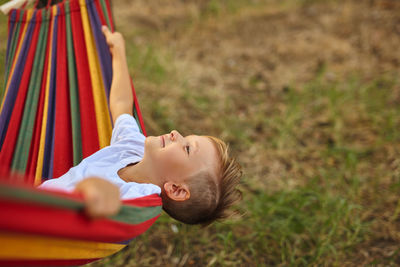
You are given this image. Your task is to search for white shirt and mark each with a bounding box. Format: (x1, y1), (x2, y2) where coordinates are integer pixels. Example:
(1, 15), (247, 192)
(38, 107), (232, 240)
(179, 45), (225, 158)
(39, 114), (161, 199)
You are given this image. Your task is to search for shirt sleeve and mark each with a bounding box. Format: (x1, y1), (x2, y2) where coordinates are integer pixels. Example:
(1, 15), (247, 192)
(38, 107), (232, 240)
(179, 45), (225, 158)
(110, 114), (145, 146)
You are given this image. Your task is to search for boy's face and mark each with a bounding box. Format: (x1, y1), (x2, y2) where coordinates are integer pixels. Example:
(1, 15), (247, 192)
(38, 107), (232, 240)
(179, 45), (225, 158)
(143, 130), (218, 184)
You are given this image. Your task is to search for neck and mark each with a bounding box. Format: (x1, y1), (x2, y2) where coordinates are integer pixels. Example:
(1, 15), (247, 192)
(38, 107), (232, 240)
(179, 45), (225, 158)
(118, 160), (163, 188)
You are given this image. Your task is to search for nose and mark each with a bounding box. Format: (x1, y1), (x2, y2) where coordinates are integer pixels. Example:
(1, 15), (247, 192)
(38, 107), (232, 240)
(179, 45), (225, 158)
(170, 130), (184, 142)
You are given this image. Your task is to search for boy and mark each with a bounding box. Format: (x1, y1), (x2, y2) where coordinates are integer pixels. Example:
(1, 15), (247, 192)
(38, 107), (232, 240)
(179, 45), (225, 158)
(40, 26), (242, 226)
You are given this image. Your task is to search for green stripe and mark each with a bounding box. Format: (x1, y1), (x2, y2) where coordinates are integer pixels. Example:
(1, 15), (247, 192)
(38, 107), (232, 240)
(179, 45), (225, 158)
(65, 1), (83, 166)
(99, 0), (111, 29)
(133, 108), (144, 134)
(11, 10), (51, 173)
(3, 10), (25, 95)
(0, 183), (161, 224)
(112, 204), (162, 224)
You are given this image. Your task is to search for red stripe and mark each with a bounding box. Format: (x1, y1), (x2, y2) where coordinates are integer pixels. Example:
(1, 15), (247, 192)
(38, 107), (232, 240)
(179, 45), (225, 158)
(53, 6), (73, 178)
(0, 258), (98, 266)
(69, 0), (100, 158)
(0, 11), (42, 173)
(0, 197), (160, 243)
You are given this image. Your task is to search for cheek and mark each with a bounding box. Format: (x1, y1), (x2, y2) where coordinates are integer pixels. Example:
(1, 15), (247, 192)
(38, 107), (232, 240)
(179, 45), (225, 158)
(159, 150), (179, 166)
(157, 149), (186, 172)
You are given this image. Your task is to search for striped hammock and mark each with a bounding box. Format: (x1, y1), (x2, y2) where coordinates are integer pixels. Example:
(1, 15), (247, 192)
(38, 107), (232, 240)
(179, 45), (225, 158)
(0, 0), (161, 265)
(0, 0), (146, 184)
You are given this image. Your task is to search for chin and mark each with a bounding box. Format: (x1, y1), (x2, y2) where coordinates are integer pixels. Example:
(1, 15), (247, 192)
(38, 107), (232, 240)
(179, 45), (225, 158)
(144, 136), (159, 151)
(144, 136), (153, 148)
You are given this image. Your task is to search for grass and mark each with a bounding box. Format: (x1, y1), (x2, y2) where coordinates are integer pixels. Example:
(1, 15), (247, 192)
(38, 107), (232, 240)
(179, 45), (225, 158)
(126, 44), (168, 85)
(92, 60), (399, 265)
(1, 0), (400, 266)
(245, 185), (364, 265)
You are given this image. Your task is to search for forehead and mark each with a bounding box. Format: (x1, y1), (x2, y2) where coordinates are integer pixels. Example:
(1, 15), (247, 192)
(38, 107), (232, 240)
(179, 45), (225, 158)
(187, 135), (212, 148)
(187, 135), (218, 169)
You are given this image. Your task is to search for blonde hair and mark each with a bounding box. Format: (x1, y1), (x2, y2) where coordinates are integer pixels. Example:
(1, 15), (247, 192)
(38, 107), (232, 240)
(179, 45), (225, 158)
(162, 136), (242, 226)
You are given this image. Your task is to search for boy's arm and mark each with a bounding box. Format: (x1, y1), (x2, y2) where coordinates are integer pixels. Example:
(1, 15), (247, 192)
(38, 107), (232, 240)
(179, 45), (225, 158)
(102, 26), (133, 124)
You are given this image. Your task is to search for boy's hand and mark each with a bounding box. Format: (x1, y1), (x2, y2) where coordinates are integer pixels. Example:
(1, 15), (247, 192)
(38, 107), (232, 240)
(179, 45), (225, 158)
(102, 25), (133, 124)
(102, 25), (125, 56)
(74, 177), (121, 219)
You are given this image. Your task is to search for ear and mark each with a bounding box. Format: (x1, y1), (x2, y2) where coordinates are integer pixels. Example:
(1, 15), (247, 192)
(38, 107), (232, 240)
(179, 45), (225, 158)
(163, 182), (190, 201)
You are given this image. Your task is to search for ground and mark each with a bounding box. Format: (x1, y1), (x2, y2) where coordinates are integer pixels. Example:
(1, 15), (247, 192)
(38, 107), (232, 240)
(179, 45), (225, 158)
(97, 1), (400, 265)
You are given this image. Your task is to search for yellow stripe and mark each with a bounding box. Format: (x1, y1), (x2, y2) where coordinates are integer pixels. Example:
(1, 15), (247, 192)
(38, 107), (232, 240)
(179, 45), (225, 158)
(35, 8), (57, 185)
(79, 0), (112, 148)
(0, 232), (125, 260)
(1, 9), (34, 112)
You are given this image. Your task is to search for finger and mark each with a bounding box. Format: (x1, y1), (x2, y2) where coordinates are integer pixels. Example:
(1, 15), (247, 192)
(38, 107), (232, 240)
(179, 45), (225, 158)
(101, 25), (111, 39)
(101, 25), (109, 34)
(105, 193), (121, 216)
(84, 188), (103, 218)
(107, 198), (121, 216)
(86, 200), (106, 218)
(86, 193), (118, 218)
